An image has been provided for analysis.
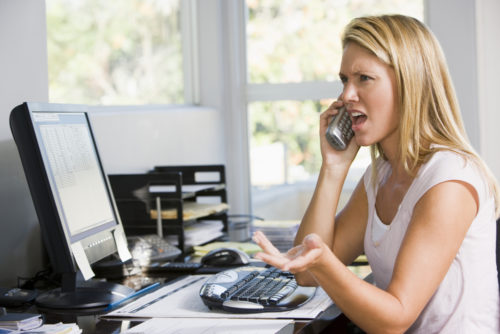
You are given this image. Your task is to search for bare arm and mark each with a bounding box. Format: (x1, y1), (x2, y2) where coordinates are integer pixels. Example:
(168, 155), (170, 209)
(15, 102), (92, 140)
(332, 177), (368, 265)
(293, 101), (368, 285)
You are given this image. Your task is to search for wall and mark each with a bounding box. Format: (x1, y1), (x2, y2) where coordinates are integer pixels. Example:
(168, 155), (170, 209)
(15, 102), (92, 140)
(476, 0), (500, 182)
(89, 105), (225, 174)
(0, 1), (49, 287)
(426, 0), (480, 149)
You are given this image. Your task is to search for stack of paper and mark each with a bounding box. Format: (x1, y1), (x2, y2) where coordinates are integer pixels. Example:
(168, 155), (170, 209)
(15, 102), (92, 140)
(251, 220), (300, 252)
(21, 323), (82, 334)
(150, 202), (229, 220)
(0, 312), (42, 331)
(192, 241), (262, 257)
(122, 317), (293, 334)
(166, 220), (224, 248)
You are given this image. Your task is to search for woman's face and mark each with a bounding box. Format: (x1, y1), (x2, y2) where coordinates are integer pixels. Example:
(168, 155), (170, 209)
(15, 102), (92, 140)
(339, 42), (399, 150)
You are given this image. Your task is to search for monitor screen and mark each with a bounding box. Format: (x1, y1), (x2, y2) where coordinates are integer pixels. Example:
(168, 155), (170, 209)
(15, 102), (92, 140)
(10, 102), (133, 309)
(32, 111), (116, 242)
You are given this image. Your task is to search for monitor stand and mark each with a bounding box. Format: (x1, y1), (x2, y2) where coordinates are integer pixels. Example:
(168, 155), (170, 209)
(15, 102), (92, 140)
(35, 272), (134, 310)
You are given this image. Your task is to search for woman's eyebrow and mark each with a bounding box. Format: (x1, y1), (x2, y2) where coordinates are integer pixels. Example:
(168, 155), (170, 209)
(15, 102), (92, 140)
(338, 69), (374, 77)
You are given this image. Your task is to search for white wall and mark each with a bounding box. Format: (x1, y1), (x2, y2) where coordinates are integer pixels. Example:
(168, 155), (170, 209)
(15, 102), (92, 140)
(476, 0), (500, 182)
(426, 0), (480, 148)
(0, 0), (49, 287)
(89, 105), (225, 174)
(0, 1), (49, 139)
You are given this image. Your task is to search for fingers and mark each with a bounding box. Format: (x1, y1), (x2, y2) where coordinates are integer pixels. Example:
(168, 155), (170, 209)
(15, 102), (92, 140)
(280, 234), (323, 273)
(286, 245), (302, 257)
(254, 251), (291, 270)
(253, 231), (302, 271)
(319, 101), (346, 142)
(252, 232), (324, 273)
(252, 230), (281, 256)
(284, 247), (323, 273)
(320, 100), (345, 120)
(303, 233), (322, 250)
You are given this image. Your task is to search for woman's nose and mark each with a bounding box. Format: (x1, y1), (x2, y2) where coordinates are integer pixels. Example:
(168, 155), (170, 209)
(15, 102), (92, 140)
(341, 83), (358, 103)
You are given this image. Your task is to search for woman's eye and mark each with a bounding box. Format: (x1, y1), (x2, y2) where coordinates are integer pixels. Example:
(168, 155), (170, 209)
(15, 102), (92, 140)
(340, 76), (347, 84)
(360, 74), (372, 81)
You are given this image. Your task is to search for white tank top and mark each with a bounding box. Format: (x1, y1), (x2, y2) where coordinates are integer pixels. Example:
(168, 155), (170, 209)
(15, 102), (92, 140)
(363, 150), (499, 333)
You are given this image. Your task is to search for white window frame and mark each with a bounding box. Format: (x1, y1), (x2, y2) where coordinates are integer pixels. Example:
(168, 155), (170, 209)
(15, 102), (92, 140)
(181, 0), (200, 104)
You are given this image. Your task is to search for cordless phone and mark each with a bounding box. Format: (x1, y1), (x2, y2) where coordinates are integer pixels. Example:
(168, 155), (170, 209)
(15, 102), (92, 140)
(325, 107), (354, 150)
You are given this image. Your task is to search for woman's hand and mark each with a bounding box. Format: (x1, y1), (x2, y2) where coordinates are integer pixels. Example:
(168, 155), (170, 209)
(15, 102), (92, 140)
(252, 230), (326, 273)
(320, 101), (359, 169)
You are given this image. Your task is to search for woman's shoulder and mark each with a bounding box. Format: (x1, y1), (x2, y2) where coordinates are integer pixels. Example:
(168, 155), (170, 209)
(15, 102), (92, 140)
(418, 147), (486, 195)
(423, 148), (475, 174)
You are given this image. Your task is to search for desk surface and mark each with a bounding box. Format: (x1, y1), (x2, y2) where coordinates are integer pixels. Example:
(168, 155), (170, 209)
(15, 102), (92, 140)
(39, 298), (348, 334)
(21, 266), (372, 334)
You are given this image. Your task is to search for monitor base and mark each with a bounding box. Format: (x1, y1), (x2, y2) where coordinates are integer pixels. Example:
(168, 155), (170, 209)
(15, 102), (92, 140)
(35, 280), (134, 310)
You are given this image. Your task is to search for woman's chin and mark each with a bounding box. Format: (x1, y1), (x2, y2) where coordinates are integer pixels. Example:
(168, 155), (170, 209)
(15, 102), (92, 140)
(354, 136), (372, 147)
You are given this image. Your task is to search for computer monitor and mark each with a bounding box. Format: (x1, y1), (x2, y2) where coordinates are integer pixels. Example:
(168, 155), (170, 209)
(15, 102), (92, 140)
(10, 102), (134, 309)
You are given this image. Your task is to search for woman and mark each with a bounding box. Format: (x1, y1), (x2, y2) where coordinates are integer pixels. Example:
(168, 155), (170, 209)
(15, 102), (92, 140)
(253, 15), (500, 333)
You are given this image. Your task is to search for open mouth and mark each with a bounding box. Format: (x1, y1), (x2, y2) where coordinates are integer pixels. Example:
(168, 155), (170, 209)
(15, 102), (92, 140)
(350, 111), (367, 127)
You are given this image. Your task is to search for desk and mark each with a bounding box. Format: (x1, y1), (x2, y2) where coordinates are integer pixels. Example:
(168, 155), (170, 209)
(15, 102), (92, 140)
(38, 299), (355, 333)
(26, 267), (372, 333)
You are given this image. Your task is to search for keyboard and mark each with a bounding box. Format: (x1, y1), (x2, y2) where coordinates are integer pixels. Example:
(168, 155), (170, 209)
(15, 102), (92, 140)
(199, 266), (316, 313)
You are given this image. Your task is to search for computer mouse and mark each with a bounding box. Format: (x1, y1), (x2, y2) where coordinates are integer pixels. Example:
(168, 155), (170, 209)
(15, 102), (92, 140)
(201, 247), (250, 267)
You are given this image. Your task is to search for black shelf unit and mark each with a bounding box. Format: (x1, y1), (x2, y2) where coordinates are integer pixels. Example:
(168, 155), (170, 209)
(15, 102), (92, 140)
(108, 165), (228, 253)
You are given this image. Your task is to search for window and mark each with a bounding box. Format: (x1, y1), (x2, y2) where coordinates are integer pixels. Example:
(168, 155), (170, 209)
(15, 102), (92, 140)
(246, 0), (424, 220)
(247, 0), (424, 84)
(46, 0), (184, 105)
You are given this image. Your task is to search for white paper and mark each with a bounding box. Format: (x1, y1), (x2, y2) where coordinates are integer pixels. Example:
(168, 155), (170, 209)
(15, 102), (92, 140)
(122, 318), (293, 334)
(70, 242), (94, 280)
(113, 229), (132, 262)
(107, 275), (333, 320)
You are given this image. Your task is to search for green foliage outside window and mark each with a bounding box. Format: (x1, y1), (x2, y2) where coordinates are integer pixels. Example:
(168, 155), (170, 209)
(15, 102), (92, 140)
(46, 0), (183, 105)
(247, 0), (424, 83)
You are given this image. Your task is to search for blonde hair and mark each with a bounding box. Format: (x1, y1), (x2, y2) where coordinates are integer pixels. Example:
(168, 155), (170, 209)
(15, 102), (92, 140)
(341, 14), (500, 216)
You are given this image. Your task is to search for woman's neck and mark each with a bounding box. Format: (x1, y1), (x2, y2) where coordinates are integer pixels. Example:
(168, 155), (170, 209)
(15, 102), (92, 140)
(380, 137), (415, 182)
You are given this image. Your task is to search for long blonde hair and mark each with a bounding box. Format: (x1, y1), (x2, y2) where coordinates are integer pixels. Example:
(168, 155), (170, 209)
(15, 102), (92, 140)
(342, 14), (500, 216)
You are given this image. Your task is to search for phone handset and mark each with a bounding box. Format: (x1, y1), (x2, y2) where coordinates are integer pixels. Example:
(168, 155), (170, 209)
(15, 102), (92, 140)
(325, 106), (354, 150)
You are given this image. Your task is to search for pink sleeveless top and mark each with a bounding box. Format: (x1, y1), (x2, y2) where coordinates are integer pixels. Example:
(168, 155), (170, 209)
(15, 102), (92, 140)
(363, 150), (499, 333)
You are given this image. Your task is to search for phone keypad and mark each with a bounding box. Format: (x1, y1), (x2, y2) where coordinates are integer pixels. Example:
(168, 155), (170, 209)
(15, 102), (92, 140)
(339, 113), (354, 138)
(325, 109), (354, 150)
